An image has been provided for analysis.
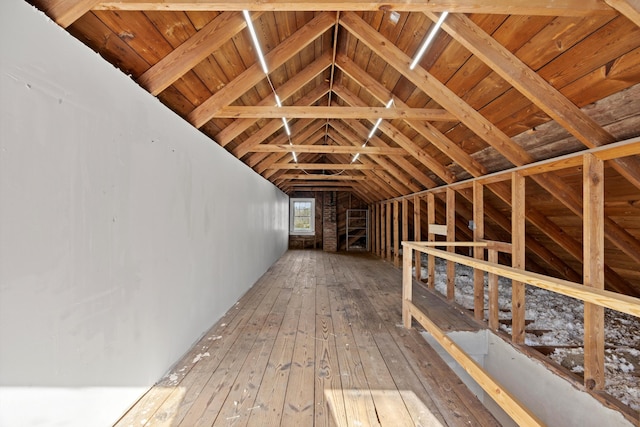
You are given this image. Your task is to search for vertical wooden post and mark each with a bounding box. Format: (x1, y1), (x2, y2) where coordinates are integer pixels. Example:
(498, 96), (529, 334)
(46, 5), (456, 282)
(394, 200), (400, 267)
(402, 243), (413, 329)
(414, 195), (422, 281)
(446, 188), (456, 301)
(488, 248), (499, 331)
(386, 202), (392, 261)
(376, 203), (381, 256)
(368, 204), (373, 253)
(380, 203), (386, 258)
(473, 181), (485, 321)
(583, 153), (605, 390)
(427, 193), (436, 289)
(402, 198), (409, 265)
(511, 172), (526, 345)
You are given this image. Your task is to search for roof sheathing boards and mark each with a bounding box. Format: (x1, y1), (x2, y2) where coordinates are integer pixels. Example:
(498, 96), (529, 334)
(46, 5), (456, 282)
(26, 1), (640, 291)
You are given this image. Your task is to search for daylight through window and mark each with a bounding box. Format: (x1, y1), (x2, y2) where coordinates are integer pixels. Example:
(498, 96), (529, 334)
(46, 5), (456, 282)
(290, 198), (315, 235)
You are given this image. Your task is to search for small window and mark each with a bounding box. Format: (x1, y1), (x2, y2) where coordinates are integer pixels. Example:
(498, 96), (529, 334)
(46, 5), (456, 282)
(290, 198), (315, 235)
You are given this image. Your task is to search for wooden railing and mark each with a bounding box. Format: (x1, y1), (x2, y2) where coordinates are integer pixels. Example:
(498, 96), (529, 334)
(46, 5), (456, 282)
(401, 241), (640, 426)
(371, 136), (640, 393)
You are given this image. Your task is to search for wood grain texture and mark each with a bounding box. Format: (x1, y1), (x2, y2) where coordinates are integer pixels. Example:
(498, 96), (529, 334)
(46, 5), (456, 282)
(131, 249), (489, 427)
(511, 172), (526, 345)
(94, 0), (616, 15)
(583, 153), (605, 391)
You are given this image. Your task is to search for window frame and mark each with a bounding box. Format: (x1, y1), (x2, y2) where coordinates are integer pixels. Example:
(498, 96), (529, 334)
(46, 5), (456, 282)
(289, 198), (315, 236)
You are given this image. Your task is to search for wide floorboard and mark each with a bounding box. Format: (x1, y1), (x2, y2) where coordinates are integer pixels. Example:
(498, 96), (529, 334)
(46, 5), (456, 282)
(115, 250), (499, 427)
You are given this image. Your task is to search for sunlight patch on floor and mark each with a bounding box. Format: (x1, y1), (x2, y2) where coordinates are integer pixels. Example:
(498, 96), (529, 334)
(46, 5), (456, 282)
(325, 389), (444, 426)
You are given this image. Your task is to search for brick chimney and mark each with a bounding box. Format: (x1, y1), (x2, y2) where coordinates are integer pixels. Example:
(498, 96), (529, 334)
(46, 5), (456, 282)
(323, 191), (337, 252)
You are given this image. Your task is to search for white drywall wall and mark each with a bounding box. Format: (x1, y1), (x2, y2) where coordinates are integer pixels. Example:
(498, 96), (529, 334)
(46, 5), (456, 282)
(0, 1), (289, 425)
(423, 330), (633, 427)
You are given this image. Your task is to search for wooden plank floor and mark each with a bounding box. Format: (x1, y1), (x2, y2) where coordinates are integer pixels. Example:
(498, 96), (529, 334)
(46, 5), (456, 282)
(115, 251), (500, 427)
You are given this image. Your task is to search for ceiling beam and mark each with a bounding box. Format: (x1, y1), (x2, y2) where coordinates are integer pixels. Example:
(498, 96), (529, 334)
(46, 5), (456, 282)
(187, 12), (334, 128)
(215, 52), (332, 147)
(326, 128), (421, 194)
(277, 174), (367, 180)
(267, 163), (381, 170)
(340, 12), (534, 168)
(329, 119), (438, 189)
(327, 122), (433, 192)
(335, 53), (487, 177)
(333, 84), (456, 183)
(212, 106), (457, 120)
(93, 0), (615, 16)
(340, 12), (640, 276)
(232, 84), (330, 158)
(36, 0), (102, 27)
(605, 0), (640, 27)
(288, 187), (354, 192)
(138, 11), (257, 95)
(253, 121), (326, 172)
(430, 11), (640, 190)
(250, 145), (408, 155)
(321, 150), (413, 196)
(289, 182), (353, 187)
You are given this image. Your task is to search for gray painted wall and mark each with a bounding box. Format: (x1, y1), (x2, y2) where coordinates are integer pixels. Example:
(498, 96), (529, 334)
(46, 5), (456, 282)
(0, 1), (289, 425)
(423, 330), (632, 427)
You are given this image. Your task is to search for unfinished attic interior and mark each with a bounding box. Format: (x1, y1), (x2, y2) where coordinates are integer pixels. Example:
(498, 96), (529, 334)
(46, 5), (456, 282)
(2, 0), (640, 425)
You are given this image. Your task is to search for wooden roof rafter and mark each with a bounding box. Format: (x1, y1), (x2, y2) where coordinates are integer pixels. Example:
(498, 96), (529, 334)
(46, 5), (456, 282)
(233, 83), (331, 158)
(91, 0), (616, 16)
(322, 130), (421, 195)
(137, 11), (261, 95)
(26, 0), (640, 297)
(328, 119), (439, 189)
(430, 10), (640, 190)
(215, 52), (333, 146)
(341, 11), (640, 275)
(187, 11), (335, 128)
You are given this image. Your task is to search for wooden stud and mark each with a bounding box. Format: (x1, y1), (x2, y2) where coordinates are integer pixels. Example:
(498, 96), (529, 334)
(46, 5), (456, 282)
(511, 172), (526, 345)
(376, 203), (382, 257)
(583, 153), (605, 391)
(446, 188), (456, 301)
(370, 204), (375, 255)
(427, 193), (436, 289)
(414, 196), (422, 281)
(380, 203), (386, 259)
(386, 202), (392, 262)
(402, 243), (413, 329)
(488, 249), (499, 331)
(402, 198), (409, 266)
(473, 181), (485, 321)
(393, 200), (400, 267)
